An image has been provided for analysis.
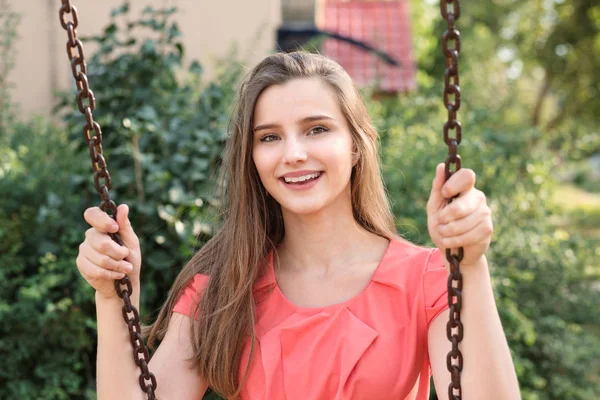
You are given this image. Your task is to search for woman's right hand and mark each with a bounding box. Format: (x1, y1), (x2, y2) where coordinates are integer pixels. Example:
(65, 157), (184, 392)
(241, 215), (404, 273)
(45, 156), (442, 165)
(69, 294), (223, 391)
(76, 204), (142, 300)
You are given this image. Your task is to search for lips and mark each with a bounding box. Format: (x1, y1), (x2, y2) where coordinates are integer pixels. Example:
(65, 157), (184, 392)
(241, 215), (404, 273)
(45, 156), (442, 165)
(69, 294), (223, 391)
(282, 171), (322, 184)
(279, 170), (323, 179)
(278, 171), (324, 190)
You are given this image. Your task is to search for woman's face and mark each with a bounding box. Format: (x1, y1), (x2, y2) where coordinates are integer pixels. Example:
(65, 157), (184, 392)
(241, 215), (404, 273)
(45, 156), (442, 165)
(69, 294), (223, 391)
(252, 77), (355, 216)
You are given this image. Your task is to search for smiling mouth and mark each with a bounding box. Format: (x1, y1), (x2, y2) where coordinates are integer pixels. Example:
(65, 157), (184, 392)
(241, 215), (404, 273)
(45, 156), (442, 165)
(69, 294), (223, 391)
(279, 171), (323, 185)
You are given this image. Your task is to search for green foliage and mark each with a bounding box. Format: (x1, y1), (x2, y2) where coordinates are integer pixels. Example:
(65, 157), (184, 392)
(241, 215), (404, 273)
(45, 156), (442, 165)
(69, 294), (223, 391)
(1, 4), (242, 399)
(0, 118), (97, 399)
(408, 0), (600, 158)
(0, 0), (20, 139)
(55, 4), (244, 309)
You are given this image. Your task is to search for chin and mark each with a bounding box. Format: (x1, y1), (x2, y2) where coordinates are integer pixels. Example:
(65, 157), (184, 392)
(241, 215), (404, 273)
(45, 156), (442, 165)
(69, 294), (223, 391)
(278, 199), (328, 217)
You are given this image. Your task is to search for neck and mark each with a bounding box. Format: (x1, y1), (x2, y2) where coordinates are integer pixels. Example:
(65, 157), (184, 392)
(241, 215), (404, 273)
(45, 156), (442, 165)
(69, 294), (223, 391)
(277, 192), (388, 275)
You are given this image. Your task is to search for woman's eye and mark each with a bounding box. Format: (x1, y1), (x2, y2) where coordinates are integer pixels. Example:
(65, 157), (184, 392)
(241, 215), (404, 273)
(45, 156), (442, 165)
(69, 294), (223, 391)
(259, 127), (327, 142)
(309, 126), (328, 135)
(260, 134), (278, 143)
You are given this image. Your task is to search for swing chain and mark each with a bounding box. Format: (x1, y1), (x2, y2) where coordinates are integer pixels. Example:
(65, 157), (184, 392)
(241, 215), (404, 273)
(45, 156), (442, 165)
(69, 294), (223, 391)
(58, 1), (158, 398)
(441, 0), (464, 399)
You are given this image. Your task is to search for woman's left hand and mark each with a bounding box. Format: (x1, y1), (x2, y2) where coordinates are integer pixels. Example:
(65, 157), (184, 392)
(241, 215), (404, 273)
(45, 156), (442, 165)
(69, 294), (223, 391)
(427, 163), (493, 268)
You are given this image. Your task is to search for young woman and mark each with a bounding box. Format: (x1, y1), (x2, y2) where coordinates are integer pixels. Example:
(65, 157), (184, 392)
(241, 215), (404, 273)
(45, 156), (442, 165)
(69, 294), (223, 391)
(77, 52), (520, 399)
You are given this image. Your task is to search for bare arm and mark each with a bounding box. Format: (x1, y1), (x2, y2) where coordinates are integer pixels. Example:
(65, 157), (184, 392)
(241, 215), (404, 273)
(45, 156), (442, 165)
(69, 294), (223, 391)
(96, 290), (147, 400)
(428, 257), (521, 399)
(425, 166), (520, 397)
(77, 205), (208, 399)
(96, 291), (209, 400)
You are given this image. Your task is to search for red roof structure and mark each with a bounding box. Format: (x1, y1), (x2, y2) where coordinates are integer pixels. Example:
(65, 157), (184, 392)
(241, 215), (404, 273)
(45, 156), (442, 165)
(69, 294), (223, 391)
(317, 0), (417, 93)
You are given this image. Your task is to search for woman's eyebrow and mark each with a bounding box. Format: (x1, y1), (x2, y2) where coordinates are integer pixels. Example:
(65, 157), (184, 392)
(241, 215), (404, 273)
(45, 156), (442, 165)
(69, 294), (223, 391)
(253, 115), (336, 133)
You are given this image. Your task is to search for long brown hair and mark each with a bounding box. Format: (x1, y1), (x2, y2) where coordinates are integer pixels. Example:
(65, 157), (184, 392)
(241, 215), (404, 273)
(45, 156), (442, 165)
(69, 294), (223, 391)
(145, 51), (401, 398)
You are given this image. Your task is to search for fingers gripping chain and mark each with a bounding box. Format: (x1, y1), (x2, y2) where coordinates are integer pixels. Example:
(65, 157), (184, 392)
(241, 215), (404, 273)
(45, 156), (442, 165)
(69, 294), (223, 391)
(58, 1), (158, 398)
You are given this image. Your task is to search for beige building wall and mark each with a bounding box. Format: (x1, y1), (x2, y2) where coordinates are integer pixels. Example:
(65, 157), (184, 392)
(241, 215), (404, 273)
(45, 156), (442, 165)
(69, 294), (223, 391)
(7, 0), (281, 119)
(281, 0), (315, 22)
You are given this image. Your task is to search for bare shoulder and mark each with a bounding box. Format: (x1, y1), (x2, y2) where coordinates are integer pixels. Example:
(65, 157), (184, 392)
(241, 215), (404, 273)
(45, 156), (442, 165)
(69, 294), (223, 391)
(148, 312), (208, 399)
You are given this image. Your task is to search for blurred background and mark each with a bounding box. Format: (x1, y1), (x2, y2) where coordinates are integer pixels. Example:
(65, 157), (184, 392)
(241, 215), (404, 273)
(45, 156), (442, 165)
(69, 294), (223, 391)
(1, 0), (599, 399)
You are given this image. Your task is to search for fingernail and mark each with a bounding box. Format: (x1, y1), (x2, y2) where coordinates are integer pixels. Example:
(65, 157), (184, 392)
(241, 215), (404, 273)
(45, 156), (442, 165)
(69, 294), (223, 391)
(123, 262), (133, 272)
(110, 224), (119, 233)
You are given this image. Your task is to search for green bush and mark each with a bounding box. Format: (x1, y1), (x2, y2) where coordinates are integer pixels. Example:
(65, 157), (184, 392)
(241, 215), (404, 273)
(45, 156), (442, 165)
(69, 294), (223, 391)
(55, 4), (244, 309)
(1, 5), (241, 399)
(0, 118), (96, 398)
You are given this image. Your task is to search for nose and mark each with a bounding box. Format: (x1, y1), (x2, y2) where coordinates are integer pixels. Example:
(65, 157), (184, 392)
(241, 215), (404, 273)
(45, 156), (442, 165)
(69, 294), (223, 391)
(281, 135), (308, 165)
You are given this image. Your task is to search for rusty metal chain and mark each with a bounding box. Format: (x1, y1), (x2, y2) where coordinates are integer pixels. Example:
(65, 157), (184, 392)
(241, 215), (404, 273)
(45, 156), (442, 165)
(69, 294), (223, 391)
(58, 1), (158, 398)
(441, 1), (464, 399)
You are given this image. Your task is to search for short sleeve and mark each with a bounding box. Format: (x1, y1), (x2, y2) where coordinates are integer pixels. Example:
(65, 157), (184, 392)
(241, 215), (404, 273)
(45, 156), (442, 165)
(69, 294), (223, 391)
(172, 274), (209, 319)
(423, 248), (449, 327)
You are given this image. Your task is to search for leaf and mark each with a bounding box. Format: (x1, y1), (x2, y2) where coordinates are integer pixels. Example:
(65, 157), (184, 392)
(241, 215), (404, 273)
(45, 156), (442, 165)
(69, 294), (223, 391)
(175, 43), (184, 58)
(136, 105), (158, 121)
(110, 3), (130, 18)
(189, 60), (203, 76)
(168, 23), (182, 41)
(103, 23), (118, 37)
(141, 39), (157, 55)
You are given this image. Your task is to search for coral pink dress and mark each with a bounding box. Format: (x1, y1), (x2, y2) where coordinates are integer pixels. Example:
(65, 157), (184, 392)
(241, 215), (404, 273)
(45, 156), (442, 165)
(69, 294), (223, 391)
(173, 238), (449, 400)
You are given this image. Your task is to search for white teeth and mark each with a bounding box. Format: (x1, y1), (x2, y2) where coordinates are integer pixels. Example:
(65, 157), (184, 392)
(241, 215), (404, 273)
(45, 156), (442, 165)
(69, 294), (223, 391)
(283, 172), (321, 183)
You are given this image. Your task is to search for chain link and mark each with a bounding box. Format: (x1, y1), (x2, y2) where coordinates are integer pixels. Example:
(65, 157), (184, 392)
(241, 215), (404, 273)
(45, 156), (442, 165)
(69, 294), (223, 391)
(58, 1), (158, 398)
(441, 0), (464, 399)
